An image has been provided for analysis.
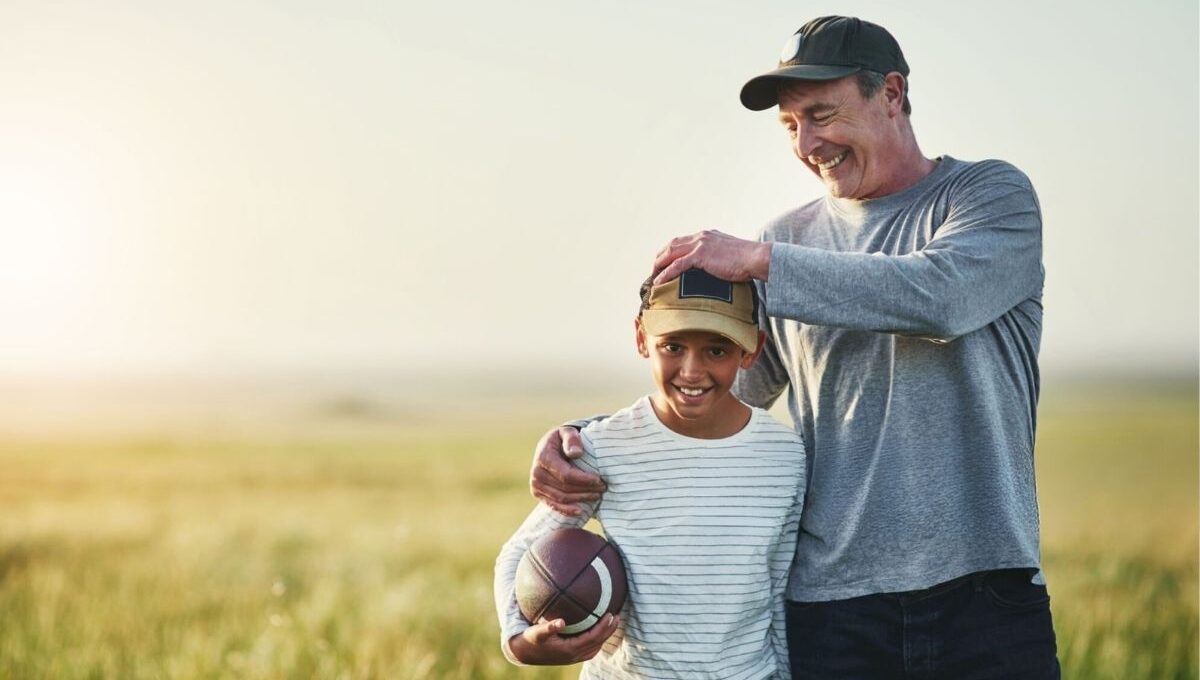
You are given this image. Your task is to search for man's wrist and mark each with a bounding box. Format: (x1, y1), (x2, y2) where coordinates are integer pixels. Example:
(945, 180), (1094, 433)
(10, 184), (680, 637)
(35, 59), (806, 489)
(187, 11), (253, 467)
(752, 241), (773, 280)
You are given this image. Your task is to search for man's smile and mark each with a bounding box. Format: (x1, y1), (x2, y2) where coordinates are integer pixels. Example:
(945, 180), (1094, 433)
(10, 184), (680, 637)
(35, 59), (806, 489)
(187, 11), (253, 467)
(813, 150), (848, 171)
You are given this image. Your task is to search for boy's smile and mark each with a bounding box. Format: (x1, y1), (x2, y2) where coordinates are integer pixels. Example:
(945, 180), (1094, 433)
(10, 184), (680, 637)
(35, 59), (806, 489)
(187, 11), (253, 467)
(635, 323), (763, 439)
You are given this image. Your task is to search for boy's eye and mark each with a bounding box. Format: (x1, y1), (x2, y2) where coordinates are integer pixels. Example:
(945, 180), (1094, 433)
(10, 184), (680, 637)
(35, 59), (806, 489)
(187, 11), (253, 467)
(661, 343), (682, 353)
(708, 347), (728, 358)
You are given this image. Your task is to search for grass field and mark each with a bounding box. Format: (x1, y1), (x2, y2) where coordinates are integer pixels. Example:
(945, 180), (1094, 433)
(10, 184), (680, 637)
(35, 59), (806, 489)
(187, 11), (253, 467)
(0, 381), (1195, 679)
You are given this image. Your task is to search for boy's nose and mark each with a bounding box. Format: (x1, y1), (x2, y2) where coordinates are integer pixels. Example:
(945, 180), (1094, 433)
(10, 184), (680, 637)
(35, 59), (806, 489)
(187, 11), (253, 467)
(679, 353), (705, 380)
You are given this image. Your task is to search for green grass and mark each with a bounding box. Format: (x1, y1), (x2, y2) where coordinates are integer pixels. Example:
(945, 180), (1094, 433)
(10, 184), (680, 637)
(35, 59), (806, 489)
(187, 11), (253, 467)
(0, 387), (1195, 679)
(1036, 387), (1198, 679)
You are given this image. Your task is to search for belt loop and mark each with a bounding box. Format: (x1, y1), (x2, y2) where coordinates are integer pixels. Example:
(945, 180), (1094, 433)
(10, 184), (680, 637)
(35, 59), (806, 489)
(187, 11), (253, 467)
(972, 571), (987, 592)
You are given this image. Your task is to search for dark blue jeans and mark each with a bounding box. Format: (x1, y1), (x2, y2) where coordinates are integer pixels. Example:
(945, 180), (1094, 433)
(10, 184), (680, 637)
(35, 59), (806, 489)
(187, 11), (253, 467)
(786, 569), (1060, 679)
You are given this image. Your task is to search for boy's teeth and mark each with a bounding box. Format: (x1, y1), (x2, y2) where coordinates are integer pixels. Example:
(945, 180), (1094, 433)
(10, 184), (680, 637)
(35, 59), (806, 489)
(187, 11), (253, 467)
(679, 387), (704, 396)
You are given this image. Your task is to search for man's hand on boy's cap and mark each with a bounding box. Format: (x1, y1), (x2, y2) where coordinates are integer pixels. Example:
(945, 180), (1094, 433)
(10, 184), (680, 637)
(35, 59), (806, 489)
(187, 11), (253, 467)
(530, 426), (606, 516)
(508, 614), (619, 665)
(652, 229), (773, 285)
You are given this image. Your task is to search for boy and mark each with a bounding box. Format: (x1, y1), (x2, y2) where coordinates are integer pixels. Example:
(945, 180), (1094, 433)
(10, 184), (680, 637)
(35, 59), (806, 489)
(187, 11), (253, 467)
(494, 268), (806, 679)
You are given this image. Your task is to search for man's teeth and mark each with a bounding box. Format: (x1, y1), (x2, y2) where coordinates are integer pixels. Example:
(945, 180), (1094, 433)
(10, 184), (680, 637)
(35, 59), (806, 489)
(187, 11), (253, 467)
(678, 387), (706, 396)
(814, 151), (847, 170)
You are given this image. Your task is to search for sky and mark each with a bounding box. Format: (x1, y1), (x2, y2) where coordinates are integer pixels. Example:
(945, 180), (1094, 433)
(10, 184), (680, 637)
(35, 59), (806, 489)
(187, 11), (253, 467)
(0, 0), (1196, 380)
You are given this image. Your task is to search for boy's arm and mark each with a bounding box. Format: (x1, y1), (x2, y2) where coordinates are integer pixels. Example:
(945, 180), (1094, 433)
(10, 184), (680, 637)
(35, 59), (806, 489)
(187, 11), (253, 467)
(495, 444), (617, 665)
(768, 444), (807, 678)
(493, 503), (592, 664)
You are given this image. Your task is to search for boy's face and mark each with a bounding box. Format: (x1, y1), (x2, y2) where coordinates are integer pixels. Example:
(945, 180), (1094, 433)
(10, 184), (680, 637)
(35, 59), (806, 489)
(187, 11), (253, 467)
(635, 320), (764, 433)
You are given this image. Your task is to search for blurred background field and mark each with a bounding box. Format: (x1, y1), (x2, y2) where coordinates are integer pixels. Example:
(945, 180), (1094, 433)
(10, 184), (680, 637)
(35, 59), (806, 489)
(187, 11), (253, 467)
(0, 373), (1194, 679)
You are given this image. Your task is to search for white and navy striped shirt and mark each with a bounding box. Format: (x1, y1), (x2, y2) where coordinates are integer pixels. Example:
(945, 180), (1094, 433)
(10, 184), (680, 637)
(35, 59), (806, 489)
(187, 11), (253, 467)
(495, 396), (805, 679)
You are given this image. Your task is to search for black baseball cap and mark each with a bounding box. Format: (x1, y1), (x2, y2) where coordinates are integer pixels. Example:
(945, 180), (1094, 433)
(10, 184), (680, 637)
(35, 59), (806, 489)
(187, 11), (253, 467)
(740, 16), (909, 111)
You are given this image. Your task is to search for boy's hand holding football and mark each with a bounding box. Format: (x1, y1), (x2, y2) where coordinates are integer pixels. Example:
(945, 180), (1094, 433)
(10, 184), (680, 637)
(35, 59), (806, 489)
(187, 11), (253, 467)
(508, 614), (620, 665)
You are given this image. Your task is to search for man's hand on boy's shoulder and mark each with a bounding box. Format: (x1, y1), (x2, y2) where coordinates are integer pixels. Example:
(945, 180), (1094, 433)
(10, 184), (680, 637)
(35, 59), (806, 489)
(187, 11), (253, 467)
(508, 614), (620, 665)
(530, 426), (606, 516)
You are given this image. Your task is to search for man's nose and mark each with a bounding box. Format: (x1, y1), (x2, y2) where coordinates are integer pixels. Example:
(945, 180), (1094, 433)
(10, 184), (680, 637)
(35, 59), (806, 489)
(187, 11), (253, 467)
(794, 124), (820, 160)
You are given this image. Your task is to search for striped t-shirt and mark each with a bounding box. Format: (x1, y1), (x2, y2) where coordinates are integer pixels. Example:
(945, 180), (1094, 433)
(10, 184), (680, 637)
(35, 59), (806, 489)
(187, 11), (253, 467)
(494, 396), (806, 679)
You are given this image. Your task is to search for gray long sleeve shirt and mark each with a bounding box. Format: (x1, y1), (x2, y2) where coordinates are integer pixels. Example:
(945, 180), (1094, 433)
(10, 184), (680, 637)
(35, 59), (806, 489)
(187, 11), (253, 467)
(734, 156), (1046, 602)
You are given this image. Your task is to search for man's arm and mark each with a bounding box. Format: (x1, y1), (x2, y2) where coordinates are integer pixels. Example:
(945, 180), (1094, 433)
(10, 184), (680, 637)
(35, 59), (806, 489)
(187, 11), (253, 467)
(654, 162), (1043, 342)
(761, 166), (1042, 339)
(732, 282), (791, 409)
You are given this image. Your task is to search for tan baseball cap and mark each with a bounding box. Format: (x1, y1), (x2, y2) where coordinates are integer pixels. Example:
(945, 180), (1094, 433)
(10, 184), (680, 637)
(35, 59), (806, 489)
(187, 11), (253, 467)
(639, 269), (760, 353)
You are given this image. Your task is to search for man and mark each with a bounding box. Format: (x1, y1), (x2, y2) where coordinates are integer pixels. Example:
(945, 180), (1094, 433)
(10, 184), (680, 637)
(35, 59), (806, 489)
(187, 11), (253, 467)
(529, 16), (1059, 678)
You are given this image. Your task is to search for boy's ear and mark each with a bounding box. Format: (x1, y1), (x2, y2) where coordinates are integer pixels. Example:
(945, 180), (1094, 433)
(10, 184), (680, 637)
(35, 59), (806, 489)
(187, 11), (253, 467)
(634, 318), (649, 358)
(739, 331), (767, 369)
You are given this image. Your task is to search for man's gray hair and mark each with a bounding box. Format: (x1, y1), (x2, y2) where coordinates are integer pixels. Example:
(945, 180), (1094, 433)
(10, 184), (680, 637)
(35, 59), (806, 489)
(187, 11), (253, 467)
(856, 70), (912, 115)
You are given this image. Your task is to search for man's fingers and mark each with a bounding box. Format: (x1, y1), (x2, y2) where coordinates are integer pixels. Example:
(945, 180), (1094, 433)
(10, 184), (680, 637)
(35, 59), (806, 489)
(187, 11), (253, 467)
(653, 234), (706, 274)
(653, 252), (696, 285)
(559, 464), (605, 491)
(529, 424), (605, 514)
(534, 434), (605, 492)
(541, 500), (584, 517)
(560, 427), (584, 458)
(533, 426), (566, 460)
(652, 241), (680, 274)
(533, 454), (605, 493)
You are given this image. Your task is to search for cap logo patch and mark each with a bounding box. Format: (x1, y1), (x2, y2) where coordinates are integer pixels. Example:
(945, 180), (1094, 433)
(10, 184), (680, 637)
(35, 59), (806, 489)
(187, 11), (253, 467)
(779, 33), (803, 64)
(678, 269), (733, 303)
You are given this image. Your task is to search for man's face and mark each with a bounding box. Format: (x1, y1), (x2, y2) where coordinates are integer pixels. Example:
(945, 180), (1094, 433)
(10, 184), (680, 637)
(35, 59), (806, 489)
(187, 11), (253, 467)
(777, 75), (900, 199)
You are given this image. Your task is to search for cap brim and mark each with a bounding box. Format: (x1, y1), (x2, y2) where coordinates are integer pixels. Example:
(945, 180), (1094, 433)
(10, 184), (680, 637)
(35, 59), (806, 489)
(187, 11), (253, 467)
(739, 64), (862, 111)
(641, 309), (759, 354)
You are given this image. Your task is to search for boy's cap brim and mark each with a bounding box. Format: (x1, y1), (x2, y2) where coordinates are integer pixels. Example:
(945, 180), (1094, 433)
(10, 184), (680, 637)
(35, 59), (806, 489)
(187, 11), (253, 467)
(641, 309), (759, 354)
(739, 64), (861, 111)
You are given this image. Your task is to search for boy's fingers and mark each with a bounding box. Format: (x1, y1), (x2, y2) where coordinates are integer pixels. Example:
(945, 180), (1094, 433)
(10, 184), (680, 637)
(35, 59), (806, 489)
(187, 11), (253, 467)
(524, 618), (565, 644)
(572, 615), (620, 659)
(575, 614), (619, 645)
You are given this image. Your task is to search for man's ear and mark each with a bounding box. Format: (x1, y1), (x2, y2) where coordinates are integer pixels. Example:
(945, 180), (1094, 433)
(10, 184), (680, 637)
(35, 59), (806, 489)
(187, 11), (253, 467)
(740, 331), (767, 369)
(882, 72), (906, 117)
(634, 318), (649, 358)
